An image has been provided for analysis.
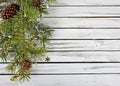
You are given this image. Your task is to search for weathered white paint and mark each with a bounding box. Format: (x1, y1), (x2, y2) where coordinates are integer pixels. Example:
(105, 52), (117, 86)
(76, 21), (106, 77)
(51, 29), (120, 39)
(1, 63), (120, 74)
(1, 0), (120, 85)
(8, 39), (120, 51)
(47, 52), (120, 62)
(51, 0), (120, 5)
(41, 18), (120, 28)
(46, 7), (120, 17)
(1, 51), (120, 62)
(47, 40), (120, 50)
(0, 75), (120, 86)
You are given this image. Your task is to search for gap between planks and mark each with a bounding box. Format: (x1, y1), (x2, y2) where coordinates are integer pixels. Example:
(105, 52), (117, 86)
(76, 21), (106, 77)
(49, 5), (120, 7)
(4, 61), (120, 63)
(44, 16), (120, 18)
(1, 73), (120, 75)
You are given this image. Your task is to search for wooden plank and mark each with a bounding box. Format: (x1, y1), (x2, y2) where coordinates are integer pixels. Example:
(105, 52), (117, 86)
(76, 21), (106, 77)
(51, 29), (120, 39)
(46, 7), (120, 17)
(0, 75), (120, 86)
(2, 40), (120, 62)
(47, 52), (120, 62)
(51, 0), (120, 5)
(0, 63), (120, 74)
(47, 40), (120, 50)
(41, 18), (120, 28)
(0, 3), (6, 6)
(1, 51), (120, 62)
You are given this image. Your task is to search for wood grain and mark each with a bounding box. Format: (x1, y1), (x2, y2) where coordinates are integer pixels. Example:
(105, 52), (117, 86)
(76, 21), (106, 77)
(51, 0), (120, 5)
(46, 7), (120, 17)
(41, 18), (120, 28)
(1, 0), (120, 85)
(51, 29), (120, 39)
(47, 51), (120, 62)
(47, 40), (120, 50)
(0, 75), (120, 86)
(0, 63), (120, 74)
(1, 51), (120, 62)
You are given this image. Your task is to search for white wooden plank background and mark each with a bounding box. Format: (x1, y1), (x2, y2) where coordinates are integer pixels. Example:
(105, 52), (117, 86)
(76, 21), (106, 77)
(0, 75), (120, 86)
(51, 0), (120, 5)
(1, 0), (120, 85)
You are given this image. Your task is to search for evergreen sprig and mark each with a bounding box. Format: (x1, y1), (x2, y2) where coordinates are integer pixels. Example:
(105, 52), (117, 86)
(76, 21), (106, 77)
(0, 0), (56, 82)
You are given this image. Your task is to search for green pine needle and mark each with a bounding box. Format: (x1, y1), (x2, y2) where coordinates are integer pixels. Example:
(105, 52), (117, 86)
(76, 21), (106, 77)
(0, 0), (55, 82)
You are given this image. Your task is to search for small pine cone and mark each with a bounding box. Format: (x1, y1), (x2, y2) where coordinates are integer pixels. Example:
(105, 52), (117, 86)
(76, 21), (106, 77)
(1, 3), (20, 20)
(33, 0), (42, 7)
(21, 60), (32, 71)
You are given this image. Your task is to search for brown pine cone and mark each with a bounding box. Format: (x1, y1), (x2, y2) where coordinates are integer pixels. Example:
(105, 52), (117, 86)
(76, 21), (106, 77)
(1, 3), (20, 20)
(21, 60), (32, 71)
(0, 0), (3, 3)
(33, 0), (42, 7)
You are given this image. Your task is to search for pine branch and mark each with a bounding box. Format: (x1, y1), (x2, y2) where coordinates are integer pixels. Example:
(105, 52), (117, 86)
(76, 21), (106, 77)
(0, 0), (55, 82)
(11, 68), (31, 82)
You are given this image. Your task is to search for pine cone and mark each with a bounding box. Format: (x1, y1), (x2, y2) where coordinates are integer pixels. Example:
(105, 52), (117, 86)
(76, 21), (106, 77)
(21, 60), (32, 70)
(1, 3), (20, 20)
(0, 0), (4, 3)
(33, 0), (42, 7)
